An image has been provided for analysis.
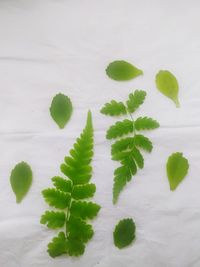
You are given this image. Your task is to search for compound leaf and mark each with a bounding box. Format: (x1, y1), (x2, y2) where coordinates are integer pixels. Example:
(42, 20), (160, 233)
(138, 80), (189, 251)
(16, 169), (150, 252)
(100, 100), (127, 116)
(126, 90), (146, 113)
(135, 117), (160, 131)
(106, 60), (143, 81)
(50, 93), (73, 129)
(41, 111), (101, 258)
(48, 232), (68, 258)
(42, 188), (70, 209)
(40, 211), (66, 229)
(106, 119), (133, 139)
(70, 201), (100, 220)
(167, 152), (189, 191)
(113, 218), (136, 249)
(10, 161), (32, 203)
(155, 70), (180, 107)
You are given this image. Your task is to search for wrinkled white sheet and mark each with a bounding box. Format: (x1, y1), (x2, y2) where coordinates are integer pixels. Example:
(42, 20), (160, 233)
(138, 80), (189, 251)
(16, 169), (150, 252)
(1, 1), (200, 266)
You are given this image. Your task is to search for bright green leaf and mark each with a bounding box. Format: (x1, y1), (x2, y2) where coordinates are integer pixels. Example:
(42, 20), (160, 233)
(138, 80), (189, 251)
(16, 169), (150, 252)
(42, 188), (70, 209)
(126, 90), (146, 113)
(100, 100), (127, 116)
(133, 134), (153, 152)
(106, 60), (143, 81)
(106, 119), (133, 139)
(155, 70), (180, 107)
(50, 93), (73, 129)
(48, 232), (68, 258)
(72, 184), (96, 199)
(40, 211), (66, 229)
(113, 218), (136, 249)
(70, 201), (100, 220)
(167, 152), (189, 191)
(52, 176), (72, 193)
(135, 117), (160, 131)
(10, 161), (32, 203)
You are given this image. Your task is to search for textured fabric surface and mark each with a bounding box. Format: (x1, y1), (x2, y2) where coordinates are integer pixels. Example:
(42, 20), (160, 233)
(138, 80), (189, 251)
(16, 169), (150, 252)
(0, 1), (200, 266)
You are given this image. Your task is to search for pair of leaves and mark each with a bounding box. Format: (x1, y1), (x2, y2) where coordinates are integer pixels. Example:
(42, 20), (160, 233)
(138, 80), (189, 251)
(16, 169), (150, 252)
(41, 111), (101, 257)
(10, 162), (33, 203)
(101, 90), (159, 204)
(167, 152), (189, 191)
(50, 93), (73, 129)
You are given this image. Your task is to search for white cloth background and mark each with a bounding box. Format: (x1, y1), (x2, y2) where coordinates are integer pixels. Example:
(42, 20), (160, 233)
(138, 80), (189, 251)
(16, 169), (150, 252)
(0, 1), (200, 266)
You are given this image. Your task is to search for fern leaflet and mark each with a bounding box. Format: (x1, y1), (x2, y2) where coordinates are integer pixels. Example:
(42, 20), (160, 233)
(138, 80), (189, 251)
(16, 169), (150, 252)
(41, 111), (101, 257)
(101, 90), (159, 204)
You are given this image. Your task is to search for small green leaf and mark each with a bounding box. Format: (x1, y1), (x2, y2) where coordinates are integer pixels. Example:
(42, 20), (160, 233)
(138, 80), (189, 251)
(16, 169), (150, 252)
(106, 60), (143, 81)
(100, 100), (127, 116)
(42, 188), (70, 209)
(67, 216), (94, 242)
(10, 161), (32, 203)
(48, 232), (68, 258)
(72, 184), (96, 199)
(106, 119), (133, 139)
(133, 134), (153, 152)
(40, 211), (66, 229)
(167, 152), (189, 191)
(113, 166), (130, 204)
(113, 218), (136, 249)
(155, 70), (180, 107)
(126, 90), (146, 113)
(135, 117), (160, 131)
(50, 93), (73, 129)
(70, 201), (100, 220)
(52, 176), (72, 193)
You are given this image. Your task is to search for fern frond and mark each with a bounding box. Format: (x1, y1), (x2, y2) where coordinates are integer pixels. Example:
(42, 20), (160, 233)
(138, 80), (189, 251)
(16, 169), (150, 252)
(106, 119), (133, 139)
(135, 117), (160, 130)
(41, 111), (101, 258)
(101, 100), (127, 116)
(126, 90), (146, 113)
(101, 90), (159, 203)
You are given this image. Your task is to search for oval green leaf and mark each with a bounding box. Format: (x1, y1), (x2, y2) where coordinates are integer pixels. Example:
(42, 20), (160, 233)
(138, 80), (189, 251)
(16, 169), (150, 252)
(113, 218), (136, 249)
(50, 93), (73, 129)
(155, 70), (180, 107)
(167, 152), (189, 191)
(106, 60), (143, 81)
(10, 162), (33, 203)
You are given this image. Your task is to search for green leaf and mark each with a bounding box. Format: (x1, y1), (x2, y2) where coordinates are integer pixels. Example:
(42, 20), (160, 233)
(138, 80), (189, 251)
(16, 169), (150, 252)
(113, 166), (130, 204)
(113, 218), (136, 249)
(70, 201), (100, 220)
(42, 188), (70, 209)
(48, 232), (68, 258)
(155, 70), (180, 107)
(106, 60), (143, 81)
(111, 137), (134, 155)
(52, 176), (72, 193)
(50, 93), (73, 129)
(106, 119), (133, 140)
(10, 161), (32, 203)
(40, 211), (66, 229)
(72, 184), (96, 199)
(67, 216), (94, 242)
(100, 100), (127, 116)
(135, 117), (160, 131)
(66, 236), (85, 256)
(126, 90), (146, 113)
(133, 134), (153, 152)
(132, 146), (144, 169)
(167, 152), (189, 191)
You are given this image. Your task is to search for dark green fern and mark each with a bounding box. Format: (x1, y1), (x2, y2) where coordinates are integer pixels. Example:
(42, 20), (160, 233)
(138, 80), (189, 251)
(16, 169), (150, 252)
(101, 90), (159, 204)
(41, 111), (101, 257)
